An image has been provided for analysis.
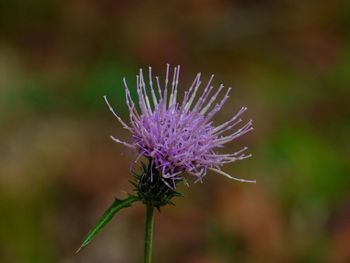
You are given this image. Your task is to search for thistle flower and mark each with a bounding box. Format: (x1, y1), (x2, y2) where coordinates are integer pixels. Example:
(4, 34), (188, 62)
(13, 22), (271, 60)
(78, 65), (255, 261)
(104, 65), (255, 186)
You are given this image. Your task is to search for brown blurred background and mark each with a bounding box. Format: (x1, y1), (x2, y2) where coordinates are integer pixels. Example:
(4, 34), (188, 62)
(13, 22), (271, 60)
(0, 0), (350, 262)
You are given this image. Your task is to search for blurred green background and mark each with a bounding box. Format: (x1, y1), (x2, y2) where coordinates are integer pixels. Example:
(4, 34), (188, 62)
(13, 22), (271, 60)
(0, 1), (349, 262)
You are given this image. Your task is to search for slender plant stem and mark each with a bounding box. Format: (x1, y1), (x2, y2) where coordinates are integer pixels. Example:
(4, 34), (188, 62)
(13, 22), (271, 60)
(144, 204), (154, 263)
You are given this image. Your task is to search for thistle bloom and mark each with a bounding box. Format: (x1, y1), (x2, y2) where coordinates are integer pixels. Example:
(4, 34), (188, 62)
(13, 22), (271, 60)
(104, 65), (255, 187)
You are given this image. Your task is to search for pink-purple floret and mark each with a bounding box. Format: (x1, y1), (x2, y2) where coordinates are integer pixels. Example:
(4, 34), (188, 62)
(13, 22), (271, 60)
(104, 65), (255, 185)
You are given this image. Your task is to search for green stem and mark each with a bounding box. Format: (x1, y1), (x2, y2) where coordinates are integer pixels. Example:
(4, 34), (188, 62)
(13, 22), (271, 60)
(144, 204), (154, 263)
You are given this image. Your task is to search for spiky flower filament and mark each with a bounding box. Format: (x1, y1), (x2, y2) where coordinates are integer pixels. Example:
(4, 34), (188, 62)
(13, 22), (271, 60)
(105, 65), (255, 187)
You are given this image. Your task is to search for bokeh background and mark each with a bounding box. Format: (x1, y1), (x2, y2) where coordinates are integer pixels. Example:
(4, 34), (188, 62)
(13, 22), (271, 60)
(1, 1), (349, 262)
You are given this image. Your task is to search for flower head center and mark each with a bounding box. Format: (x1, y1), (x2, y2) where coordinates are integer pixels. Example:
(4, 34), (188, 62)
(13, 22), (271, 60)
(134, 106), (215, 176)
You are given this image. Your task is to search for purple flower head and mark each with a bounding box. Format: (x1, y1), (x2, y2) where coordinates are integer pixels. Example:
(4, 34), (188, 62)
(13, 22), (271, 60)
(104, 65), (255, 186)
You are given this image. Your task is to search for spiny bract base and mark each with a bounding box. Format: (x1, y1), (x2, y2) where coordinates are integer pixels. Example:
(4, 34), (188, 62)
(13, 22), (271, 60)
(131, 161), (182, 210)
